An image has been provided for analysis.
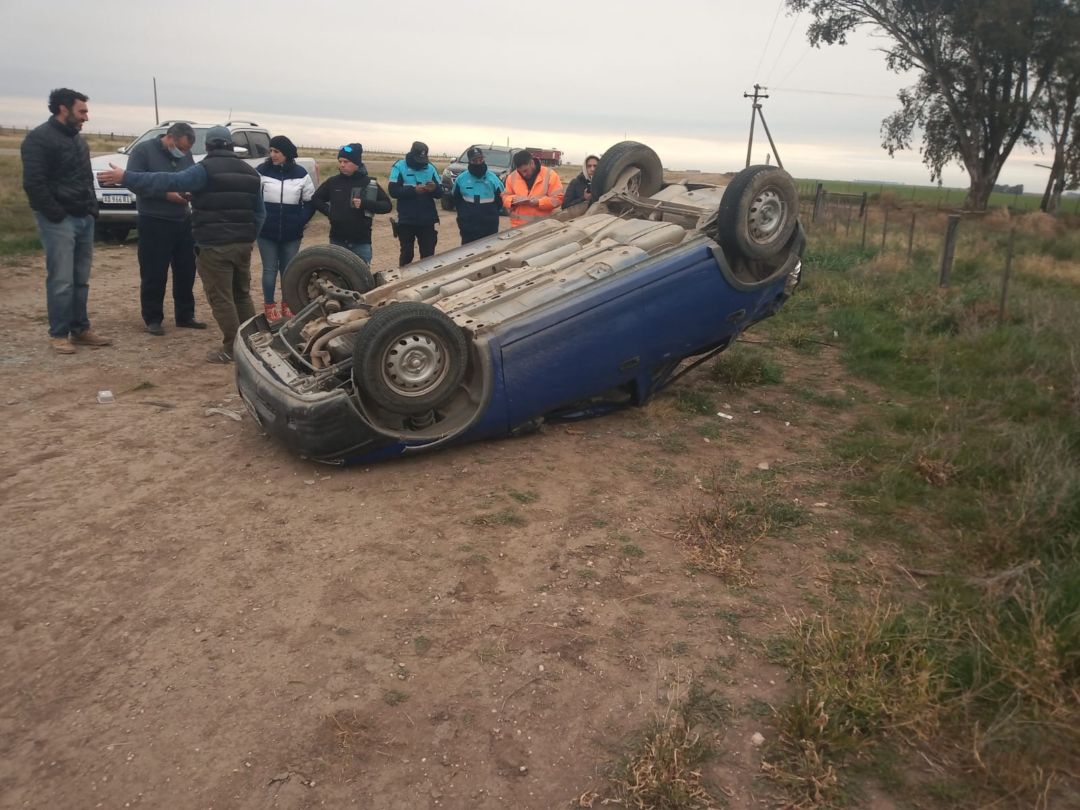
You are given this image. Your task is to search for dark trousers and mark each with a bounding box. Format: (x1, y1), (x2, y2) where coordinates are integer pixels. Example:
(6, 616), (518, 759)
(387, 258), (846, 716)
(136, 215), (197, 325)
(458, 220), (500, 244)
(397, 223), (438, 266)
(195, 242), (255, 350)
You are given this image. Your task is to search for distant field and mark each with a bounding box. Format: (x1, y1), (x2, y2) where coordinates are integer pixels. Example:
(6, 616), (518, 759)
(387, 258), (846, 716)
(794, 177), (1072, 213)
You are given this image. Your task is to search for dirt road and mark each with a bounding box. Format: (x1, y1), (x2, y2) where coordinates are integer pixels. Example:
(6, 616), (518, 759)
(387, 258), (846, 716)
(0, 214), (855, 809)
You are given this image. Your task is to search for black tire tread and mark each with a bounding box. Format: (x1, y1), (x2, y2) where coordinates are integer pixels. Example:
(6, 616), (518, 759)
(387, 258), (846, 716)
(353, 302), (467, 414)
(716, 165), (798, 262)
(591, 141), (664, 199)
(282, 245), (375, 311)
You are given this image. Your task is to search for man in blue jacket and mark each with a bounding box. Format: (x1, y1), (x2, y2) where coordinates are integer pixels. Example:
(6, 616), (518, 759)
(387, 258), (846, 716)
(388, 141), (442, 266)
(126, 121), (207, 335)
(98, 126), (265, 363)
(452, 147), (504, 244)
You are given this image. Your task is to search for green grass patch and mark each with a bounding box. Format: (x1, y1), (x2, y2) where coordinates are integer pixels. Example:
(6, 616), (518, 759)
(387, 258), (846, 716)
(764, 216), (1080, 806)
(710, 344), (783, 386)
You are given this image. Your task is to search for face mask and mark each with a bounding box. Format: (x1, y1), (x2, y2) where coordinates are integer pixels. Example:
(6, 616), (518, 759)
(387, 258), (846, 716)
(468, 162), (487, 177)
(169, 147), (186, 159)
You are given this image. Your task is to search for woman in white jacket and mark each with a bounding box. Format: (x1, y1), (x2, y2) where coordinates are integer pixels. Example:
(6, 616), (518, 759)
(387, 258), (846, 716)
(256, 135), (315, 321)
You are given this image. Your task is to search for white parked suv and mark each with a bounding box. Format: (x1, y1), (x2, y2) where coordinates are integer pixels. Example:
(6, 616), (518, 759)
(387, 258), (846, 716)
(90, 121), (320, 242)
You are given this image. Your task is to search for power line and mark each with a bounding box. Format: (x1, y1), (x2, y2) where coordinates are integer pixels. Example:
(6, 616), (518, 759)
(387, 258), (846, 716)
(753, 1), (785, 83)
(764, 12), (801, 85)
(771, 85), (899, 100)
(774, 44), (811, 89)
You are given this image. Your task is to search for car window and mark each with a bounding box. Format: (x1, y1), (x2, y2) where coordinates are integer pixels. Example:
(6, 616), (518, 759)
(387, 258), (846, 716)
(126, 126), (209, 155)
(486, 150), (514, 170)
(231, 131), (251, 153)
(457, 148), (514, 169)
(246, 131), (270, 158)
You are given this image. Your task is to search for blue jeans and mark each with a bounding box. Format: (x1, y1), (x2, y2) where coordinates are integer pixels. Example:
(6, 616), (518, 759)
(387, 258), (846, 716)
(330, 238), (372, 265)
(256, 236), (302, 304)
(34, 212), (95, 338)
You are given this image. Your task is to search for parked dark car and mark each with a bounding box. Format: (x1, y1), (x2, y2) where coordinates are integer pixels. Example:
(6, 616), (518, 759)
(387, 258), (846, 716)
(235, 142), (804, 465)
(439, 144), (523, 211)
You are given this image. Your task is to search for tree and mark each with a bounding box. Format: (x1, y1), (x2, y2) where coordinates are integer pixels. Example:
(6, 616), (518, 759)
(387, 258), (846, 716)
(1034, 4), (1080, 212)
(786, 0), (1073, 210)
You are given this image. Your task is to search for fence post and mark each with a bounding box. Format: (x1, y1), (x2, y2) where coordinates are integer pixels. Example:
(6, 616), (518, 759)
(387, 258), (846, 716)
(861, 208), (869, 250)
(812, 183), (825, 223)
(845, 204), (854, 238)
(859, 192), (868, 218)
(907, 212), (917, 264)
(881, 208), (890, 252)
(998, 228), (1015, 327)
(939, 215), (961, 287)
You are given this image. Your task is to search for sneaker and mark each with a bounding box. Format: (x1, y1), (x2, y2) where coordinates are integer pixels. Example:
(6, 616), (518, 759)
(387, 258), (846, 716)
(49, 336), (76, 355)
(70, 329), (112, 347)
(281, 302), (294, 320)
(206, 348), (234, 364)
(176, 319), (208, 330)
(146, 322), (165, 336)
(263, 302), (280, 322)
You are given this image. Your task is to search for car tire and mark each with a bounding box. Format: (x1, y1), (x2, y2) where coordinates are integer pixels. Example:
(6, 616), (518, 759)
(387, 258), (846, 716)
(441, 195), (455, 211)
(282, 245), (375, 312)
(353, 302), (467, 415)
(716, 165), (799, 262)
(591, 141), (664, 198)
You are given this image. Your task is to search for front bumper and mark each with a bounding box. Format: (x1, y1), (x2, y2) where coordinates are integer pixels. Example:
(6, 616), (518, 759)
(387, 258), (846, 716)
(233, 319), (390, 463)
(94, 188), (137, 226)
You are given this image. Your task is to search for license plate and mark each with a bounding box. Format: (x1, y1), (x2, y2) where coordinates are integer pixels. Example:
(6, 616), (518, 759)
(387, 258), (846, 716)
(102, 193), (133, 205)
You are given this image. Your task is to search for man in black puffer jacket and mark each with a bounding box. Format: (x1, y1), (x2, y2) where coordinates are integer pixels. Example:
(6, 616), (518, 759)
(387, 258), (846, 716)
(98, 125), (265, 364)
(22, 87), (112, 354)
(310, 143), (391, 266)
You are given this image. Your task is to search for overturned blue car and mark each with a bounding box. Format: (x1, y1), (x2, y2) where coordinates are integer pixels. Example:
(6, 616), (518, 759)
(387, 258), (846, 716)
(235, 142), (804, 464)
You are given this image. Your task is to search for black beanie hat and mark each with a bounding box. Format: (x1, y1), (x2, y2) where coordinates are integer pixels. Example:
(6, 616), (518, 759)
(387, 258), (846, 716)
(269, 135), (298, 160)
(407, 141), (429, 167)
(338, 142), (363, 166)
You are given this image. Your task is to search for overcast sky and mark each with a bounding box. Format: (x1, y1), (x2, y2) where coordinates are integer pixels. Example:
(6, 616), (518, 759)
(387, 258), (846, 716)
(0, 0), (1053, 191)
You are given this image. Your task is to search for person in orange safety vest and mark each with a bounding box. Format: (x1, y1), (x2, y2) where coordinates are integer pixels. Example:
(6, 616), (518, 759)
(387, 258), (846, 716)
(503, 150), (563, 227)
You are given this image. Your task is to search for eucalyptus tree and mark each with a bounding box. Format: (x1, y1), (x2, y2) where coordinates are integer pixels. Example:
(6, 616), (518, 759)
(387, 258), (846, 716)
(787, 0), (1073, 209)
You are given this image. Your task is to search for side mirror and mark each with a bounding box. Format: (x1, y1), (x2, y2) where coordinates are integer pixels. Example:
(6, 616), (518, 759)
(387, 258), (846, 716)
(116, 147), (126, 154)
(232, 146), (249, 157)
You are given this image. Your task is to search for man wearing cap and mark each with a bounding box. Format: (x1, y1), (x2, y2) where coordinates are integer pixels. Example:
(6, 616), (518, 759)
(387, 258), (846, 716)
(388, 141), (442, 266)
(311, 143), (391, 265)
(97, 125), (265, 364)
(503, 150), (563, 228)
(452, 147), (504, 244)
(125, 121), (207, 336)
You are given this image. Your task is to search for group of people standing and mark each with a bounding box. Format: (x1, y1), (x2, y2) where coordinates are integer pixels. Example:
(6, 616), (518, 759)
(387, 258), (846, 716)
(22, 86), (604, 362)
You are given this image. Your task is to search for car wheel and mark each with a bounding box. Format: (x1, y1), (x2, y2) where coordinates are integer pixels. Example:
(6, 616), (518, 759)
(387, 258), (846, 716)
(591, 141), (664, 198)
(716, 165), (799, 262)
(441, 195), (455, 211)
(282, 245), (375, 312)
(353, 302), (467, 415)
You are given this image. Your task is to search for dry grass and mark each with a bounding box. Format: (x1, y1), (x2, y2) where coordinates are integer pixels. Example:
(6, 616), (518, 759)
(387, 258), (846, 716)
(673, 483), (807, 584)
(609, 715), (718, 810)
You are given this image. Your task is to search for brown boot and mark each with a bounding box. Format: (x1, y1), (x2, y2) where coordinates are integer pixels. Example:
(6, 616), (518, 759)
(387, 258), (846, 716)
(70, 329), (112, 347)
(49, 336), (76, 355)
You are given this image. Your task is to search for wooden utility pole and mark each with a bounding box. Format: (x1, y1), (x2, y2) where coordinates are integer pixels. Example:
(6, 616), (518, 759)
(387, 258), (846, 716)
(153, 77), (159, 125)
(743, 84), (784, 170)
